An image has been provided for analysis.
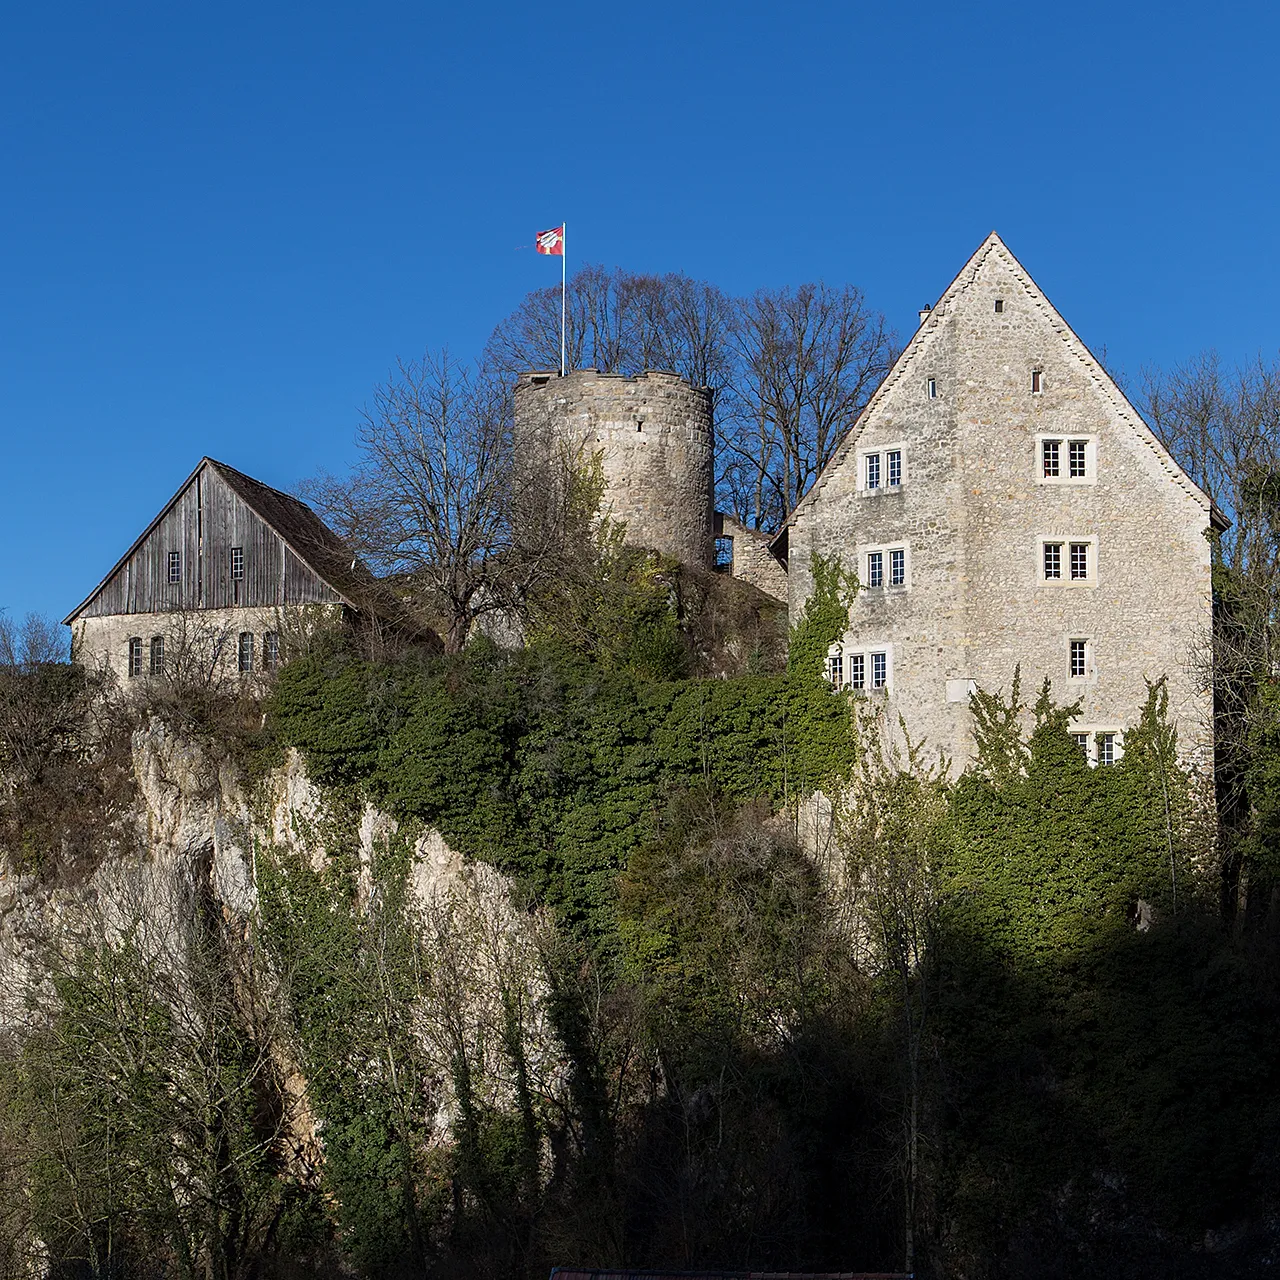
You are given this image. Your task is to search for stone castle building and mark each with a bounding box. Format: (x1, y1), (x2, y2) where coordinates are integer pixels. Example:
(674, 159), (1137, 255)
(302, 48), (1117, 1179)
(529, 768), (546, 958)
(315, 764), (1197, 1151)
(783, 232), (1220, 768)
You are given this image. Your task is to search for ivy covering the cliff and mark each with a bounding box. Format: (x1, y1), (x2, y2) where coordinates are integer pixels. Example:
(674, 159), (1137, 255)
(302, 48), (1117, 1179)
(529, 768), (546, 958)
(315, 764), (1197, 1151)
(267, 555), (857, 944)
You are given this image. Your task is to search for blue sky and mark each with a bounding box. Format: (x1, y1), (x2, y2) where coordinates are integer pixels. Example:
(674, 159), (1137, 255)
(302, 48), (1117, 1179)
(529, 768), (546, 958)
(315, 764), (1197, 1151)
(3, 0), (1278, 624)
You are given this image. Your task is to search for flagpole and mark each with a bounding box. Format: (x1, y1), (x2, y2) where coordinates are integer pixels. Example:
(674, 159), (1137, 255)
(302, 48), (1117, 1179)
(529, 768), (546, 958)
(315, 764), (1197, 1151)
(560, 221), (567, 377)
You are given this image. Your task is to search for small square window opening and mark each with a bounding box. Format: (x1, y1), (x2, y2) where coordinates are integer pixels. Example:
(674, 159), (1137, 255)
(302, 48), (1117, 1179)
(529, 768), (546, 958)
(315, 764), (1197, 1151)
(994, 299), (1004, 313)
(1070, 639), (1087, 679)
(871, 652), (888, 688)
(1070, 542), (1089, 580)
(887, 450), (902, 486)
(128, 637), (143, 679)
(1042, 439), (1061, 478)
(1043, 542), (1062, 580)
(867, 550), (884, 588)
(849, 654), (865, 690)
(231, 547), (244, 581)
(238, 632), (254, 674)
(889, 548), (906, 587)
(866, 453), (881, 489)
(1069, 440), (1087, 478)
(150, 635), (165, 675)
(167, 551), (181, 584)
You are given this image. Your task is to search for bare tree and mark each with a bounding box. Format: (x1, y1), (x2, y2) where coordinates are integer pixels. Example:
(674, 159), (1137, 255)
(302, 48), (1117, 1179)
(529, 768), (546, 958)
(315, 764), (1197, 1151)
(306, 350), (585, 652)
(724, 283), (899, 532)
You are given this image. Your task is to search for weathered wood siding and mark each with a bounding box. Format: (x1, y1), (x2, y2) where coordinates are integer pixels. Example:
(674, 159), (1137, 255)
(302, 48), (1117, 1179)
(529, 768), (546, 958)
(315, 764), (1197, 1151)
(77, 464), (343, 618)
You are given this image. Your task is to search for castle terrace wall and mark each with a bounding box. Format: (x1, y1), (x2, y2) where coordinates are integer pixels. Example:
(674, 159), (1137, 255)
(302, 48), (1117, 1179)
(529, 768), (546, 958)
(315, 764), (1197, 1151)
(714, 512), (789, 602)
(514, 369), (715, 568)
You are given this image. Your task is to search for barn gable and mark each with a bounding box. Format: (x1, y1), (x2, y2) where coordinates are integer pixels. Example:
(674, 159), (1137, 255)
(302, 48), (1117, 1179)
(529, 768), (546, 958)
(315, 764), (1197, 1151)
(64, 459), (368, 623)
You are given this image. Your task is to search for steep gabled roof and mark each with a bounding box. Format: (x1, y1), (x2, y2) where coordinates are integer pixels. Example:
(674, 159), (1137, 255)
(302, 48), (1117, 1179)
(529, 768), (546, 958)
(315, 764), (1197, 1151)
(63, 457), (394, 625)
(779, 231), (1220, 536)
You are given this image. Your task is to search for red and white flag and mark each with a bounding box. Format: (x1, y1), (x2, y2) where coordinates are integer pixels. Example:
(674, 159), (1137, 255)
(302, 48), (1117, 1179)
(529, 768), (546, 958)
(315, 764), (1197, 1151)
(535, 225), (565, 255)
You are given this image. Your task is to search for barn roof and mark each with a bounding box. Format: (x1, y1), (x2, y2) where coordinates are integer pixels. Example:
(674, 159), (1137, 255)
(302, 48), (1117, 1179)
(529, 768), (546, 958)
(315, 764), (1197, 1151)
(63, 457), (403, 627)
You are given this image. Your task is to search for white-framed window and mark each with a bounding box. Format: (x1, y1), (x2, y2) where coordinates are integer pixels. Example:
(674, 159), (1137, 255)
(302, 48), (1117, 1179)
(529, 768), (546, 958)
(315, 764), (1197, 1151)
(926, 377), (937, 399)
(231, 546), (244, 581)
(238, 632), (254, 673)
(128, 637), (143, 678)
(829, 645), (891, 693)
(871, 651), (888, 689)
(1071, 725), (1124, 767)
(1036, 434), (1096, 484)
(1038, 536), (1097, 586)
(150, 635), (165, 675)
(864, 542), (910, 590)
(263, 631), (280, 671)
(167, 551), (181, 584)
(1069, 638), (1088, 680)
(859, 444), (906, 493)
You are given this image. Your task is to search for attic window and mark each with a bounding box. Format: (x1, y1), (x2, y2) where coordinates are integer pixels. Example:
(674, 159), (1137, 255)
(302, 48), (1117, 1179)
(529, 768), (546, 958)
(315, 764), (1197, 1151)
(1031, 369), (1043, 394)
(926, 378), (937, 399)
(994, 299), (1005, 314)
(231, 547), (244, 581)
(167, 551), (181, 584)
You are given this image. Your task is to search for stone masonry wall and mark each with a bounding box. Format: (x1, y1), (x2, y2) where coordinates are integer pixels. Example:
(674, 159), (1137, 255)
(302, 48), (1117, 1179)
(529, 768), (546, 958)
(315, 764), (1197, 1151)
(715, 512), (789, 602)
(514, 369), (715, 568)
(790, 235), (1215, 772)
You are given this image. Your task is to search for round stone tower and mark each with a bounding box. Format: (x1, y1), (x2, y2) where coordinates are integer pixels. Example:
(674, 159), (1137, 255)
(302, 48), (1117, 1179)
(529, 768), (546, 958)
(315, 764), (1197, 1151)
(513, 368), (715, 568)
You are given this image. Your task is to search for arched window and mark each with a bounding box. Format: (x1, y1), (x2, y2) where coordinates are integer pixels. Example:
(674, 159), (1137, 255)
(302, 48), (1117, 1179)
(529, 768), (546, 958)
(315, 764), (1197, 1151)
(127, 637), (143, 678)
(238, 632), (254, 673)
(150, 635), (165, 675)
(262, 631), (280, 671)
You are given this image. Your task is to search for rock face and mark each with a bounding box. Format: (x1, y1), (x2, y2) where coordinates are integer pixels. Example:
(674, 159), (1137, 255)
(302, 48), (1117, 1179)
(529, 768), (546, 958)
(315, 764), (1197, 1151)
(0, 718), (560, 1141)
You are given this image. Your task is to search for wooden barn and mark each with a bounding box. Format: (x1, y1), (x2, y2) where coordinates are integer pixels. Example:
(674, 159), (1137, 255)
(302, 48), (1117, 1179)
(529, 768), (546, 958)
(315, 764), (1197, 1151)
(64, 457), (422, 681)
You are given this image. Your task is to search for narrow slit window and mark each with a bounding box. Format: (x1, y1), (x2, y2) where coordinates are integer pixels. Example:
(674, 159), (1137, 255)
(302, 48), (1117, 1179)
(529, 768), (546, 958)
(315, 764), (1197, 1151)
(865, 453), (881, 489)
(871, 652), (888, 689)
(887, 449), (902, 486)
(926, 378), (937, 399)
(150, 635), (165, 675)
(231, 546), (244, 581)
(238, 632), (254, 673)
(994, 299), (1004, 313)
(1070, 639), (1087, 678)
(867, 550), (884, 588)
(128, 637), (143, 678)
(1042, 439), (1061, 477)
(1096, 732), (1116, 766)
(889, 548), (906, 587)
(263, 632), (280, 671)
(1043, 542), (1062, 580)
(167, 551), (181, 584)
(849, 654), (865, 690)
(1070, 542), (1089, 580)
(1031, 369), (1043, 394)
(1069, 440), (1087, 478)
